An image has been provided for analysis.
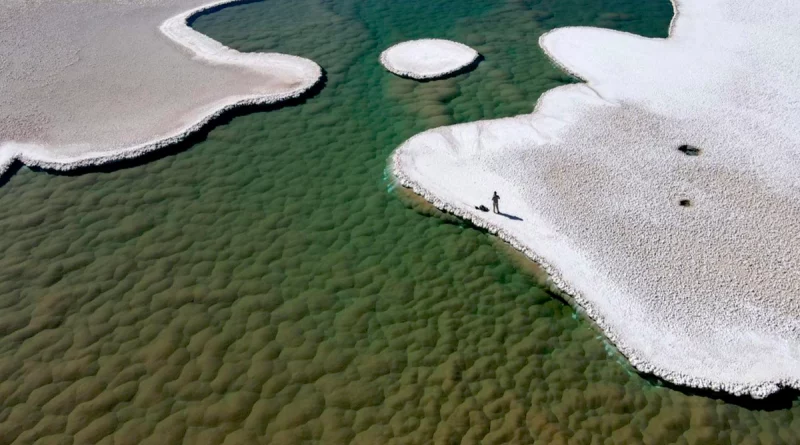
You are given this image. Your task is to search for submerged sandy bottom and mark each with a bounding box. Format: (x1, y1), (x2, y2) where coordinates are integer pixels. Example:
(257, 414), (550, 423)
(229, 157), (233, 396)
(2, 0), (800, 444)
(0, 0), (320, 174)
(393, 0), (800, 397)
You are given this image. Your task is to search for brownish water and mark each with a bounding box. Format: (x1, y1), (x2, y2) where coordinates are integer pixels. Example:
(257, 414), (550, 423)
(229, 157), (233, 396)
(1, 0), (798, 444)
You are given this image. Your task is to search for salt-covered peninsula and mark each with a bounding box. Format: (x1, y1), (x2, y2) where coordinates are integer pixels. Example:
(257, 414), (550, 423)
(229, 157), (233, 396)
(392, 0), (800, 398)
(0, 0), (321, 176)
(380, 39), (479, 80)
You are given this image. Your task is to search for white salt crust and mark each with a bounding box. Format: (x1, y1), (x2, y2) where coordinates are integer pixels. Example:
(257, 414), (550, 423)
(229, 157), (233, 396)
(380, 39), (479, 80)
(0, 0), (321, 176)
(392, 0), (800, 398)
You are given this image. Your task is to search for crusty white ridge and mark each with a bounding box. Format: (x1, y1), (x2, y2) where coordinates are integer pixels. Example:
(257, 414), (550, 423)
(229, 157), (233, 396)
(380, 39), (479, 80)
(0, 0), (321, 176)
(391, 0), (800, 398)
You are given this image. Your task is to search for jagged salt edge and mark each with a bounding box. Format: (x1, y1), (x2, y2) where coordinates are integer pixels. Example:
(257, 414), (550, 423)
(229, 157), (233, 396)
(0, 0), (322, 177)
(391, 151), (784, 399)
(379, 39), (479, 80)
(390, 0), (792, 399)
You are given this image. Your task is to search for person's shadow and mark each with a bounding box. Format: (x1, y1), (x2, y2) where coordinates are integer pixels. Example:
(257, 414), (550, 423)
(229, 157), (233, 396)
(498, 212), (523, 221)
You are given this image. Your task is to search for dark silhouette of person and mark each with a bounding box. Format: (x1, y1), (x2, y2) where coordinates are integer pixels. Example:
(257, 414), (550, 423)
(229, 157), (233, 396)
(492, 191), (500, 214)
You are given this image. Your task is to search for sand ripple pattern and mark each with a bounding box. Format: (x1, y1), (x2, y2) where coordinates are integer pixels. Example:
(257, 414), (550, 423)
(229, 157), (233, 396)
(2, 0), (799, 444)
(393, 0), (800, 398)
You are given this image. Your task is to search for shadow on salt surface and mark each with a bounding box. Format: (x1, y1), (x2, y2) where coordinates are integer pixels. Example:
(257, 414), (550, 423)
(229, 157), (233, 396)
(11, 71), (328, 181)
(439, 181), (800, 406)
(642, 373), (800, 411)
(395, 184), (800, 409)
(498, 211), (523, 221)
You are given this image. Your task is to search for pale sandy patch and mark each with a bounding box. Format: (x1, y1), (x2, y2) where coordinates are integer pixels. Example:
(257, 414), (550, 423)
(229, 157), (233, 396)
(0, 0), (322, 175)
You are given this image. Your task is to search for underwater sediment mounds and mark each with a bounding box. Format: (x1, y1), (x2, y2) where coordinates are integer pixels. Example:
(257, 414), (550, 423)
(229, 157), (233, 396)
(0, 0), (322, 177)
(391, 0), (800, 398)
(380, 39), (479, 80)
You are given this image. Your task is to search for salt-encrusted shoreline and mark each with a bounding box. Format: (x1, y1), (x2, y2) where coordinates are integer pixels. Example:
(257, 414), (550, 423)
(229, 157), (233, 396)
(380, 39), (479, 80)
(0, 0), (322, 177)
(391, 0), (800, 398)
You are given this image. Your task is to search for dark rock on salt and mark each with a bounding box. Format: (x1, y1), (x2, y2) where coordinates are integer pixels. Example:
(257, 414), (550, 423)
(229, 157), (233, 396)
(678, 144), (701, 156)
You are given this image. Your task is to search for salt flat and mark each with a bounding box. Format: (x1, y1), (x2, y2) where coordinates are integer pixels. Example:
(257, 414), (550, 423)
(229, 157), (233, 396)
(0, 0), (321, 175)
(392, 0), (800, 398)
(380, 39), (478, 80)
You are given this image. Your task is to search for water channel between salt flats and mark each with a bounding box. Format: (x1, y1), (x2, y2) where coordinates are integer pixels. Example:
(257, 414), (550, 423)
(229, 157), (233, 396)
(2, 0), (800, 443)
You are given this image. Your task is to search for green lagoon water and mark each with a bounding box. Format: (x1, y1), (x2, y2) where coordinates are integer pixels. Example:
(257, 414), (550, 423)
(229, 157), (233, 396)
(1, 0), (799, 443)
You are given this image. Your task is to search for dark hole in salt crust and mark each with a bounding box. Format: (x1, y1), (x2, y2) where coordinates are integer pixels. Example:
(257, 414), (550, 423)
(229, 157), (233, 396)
(678, 144), (701, 156)
(396, 186), (800, 407)
(679, 199), (691, 207)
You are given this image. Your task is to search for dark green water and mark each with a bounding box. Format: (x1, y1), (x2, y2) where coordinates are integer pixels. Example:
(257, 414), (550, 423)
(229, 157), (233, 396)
(1, 0), (799, 443)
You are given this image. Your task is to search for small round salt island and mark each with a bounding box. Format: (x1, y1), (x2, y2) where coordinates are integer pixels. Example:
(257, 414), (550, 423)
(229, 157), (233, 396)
(380, 39), (479, 80)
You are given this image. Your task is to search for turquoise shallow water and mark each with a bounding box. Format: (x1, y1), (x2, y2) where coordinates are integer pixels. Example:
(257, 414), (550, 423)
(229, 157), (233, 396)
(1, 0), (799, 443)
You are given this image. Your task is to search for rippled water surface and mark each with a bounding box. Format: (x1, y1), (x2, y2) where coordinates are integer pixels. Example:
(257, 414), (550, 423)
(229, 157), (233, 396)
(2, 0), (799, 443)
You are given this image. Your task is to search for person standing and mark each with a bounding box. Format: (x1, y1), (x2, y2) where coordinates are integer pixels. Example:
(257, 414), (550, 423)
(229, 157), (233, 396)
(492, 191), (500, 214)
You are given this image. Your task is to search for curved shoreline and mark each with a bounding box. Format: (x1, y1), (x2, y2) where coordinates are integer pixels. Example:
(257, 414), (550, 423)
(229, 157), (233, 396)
(0, 0), (322, 179)
(391, 0), (800, 399)
(379, 39), (479, 80)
